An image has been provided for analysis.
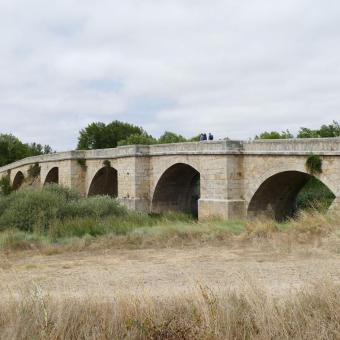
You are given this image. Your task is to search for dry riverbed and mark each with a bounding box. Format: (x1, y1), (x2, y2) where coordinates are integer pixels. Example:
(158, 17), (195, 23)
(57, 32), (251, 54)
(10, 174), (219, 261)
(1, 238), (339, 299)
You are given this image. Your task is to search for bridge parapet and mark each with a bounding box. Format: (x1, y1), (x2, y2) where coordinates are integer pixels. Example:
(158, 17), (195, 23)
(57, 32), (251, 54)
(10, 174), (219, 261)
(243, 138), (340, 154)
(0, 151), (81, 173)
(2, 138), (340, 175)
(148, 140), (243, 155)
(0, 141), (245, 174)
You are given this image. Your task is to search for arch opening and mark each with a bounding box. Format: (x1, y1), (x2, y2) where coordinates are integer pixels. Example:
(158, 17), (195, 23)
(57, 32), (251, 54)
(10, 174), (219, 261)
(248, 171), (335, 221)
(88, 167), (118, 197)
(44, 167), (59, 185)
(152, 163), (200, 217)
(12, 171), (25, 190)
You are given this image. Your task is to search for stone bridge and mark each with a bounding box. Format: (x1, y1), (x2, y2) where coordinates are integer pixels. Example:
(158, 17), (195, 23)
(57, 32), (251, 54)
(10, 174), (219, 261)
(1, 138), (340, 220)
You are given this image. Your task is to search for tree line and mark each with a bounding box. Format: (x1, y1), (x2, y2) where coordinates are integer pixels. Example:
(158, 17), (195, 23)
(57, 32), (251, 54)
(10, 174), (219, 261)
(0, 134), (52, 167)
(0, 120), (339, 167)
(255, 120), (340, 139)
(77, 121), (199, 150)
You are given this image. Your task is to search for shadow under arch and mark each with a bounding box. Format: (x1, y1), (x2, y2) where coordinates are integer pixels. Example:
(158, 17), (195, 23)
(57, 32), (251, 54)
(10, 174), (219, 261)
(247, 170), (335, 221)
(88, 166), (118, 197)
(152, 163), (200, 217)
(44, 167), (59, 185)
(12, 171), (25, 190)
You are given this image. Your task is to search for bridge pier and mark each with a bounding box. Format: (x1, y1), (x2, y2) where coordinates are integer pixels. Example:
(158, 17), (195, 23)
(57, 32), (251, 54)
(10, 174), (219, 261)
(118, 198), (150, 212)
(198, 199), (246, 220)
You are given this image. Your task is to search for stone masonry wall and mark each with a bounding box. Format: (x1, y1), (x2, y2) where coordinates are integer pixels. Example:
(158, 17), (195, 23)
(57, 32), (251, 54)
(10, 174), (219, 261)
(0, 139), (339, 219)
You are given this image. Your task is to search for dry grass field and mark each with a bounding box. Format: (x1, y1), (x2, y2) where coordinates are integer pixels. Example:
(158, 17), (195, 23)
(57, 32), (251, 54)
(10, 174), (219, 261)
(1, 237), (340, 299)
(0, 213), (339, 339)
(0, 187), (339, 338)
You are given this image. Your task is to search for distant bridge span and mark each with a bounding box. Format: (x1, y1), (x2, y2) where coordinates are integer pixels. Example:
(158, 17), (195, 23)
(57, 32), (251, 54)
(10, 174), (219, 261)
(1, 139), (340, 220)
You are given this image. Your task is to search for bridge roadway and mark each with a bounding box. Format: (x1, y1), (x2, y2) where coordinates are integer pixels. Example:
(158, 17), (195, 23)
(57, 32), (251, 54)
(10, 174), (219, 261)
(1, 138), (340, 220)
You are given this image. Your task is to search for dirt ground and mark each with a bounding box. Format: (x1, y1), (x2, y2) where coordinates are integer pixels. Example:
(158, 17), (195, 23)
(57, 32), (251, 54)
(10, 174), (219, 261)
(0, 239), (339, 299)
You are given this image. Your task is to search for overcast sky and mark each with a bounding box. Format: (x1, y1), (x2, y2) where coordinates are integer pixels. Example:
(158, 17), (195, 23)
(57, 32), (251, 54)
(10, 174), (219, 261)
(1, 0), (339, 150)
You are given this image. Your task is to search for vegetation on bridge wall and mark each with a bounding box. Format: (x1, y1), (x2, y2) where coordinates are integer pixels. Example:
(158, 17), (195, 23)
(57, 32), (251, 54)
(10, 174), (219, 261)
(305, 154), (323, 175)
(103, 159), (111, 168)
(77, 158), (87, 170)
(27, 163), (41, 180)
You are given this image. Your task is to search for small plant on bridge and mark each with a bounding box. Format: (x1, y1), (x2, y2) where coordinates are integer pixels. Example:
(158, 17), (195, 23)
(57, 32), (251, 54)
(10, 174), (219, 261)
(306, 154), (322, 175)
(103, 160), (111, 168)
(0, 175), (12, 196)
(77, 158), (87, 170)
(28, 163), (41, 179)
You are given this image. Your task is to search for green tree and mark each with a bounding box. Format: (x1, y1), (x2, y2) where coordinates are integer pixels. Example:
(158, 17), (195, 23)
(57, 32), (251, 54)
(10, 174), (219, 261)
(189, 134), (201, 142)
(77, 121), (145, 149)
(27, 143), (53, 156)
(298, 121), (340, 138)
(0, 134), (52, 167)
(319, 121), (340, 137)
(297, 128), (319, 138)
(117, 133), (157, 146)
(255, 130), (293, 140)
(158, 131), (187, 144)
(0, 134), (27, 166)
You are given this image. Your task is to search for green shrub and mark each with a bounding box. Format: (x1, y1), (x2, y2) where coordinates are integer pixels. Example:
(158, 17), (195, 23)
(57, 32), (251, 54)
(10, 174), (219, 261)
(43, 184), (80, 202)
(0, 184), (195, 240)
(0, 175), (12, 196)
(0, 188), (64, 232)
(306, 154), (322, 175)
(60, 196), (127, 220)
(296, 177), (335, 211)
(0, 186), (126, 233)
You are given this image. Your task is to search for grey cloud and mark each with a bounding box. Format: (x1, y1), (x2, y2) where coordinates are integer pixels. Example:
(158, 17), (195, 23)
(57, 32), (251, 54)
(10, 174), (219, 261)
(0, 0), (340, 150)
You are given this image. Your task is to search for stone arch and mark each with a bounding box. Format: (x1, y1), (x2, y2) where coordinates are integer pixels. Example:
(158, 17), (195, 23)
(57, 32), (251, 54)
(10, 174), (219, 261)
(12, 171), (25, 190)
(245, 162), (337, 204)
(88, 166), (118, 197)
(44, 167), (59, 185)
(152, 163), (200, 217)
(247, 170), (335, 221)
